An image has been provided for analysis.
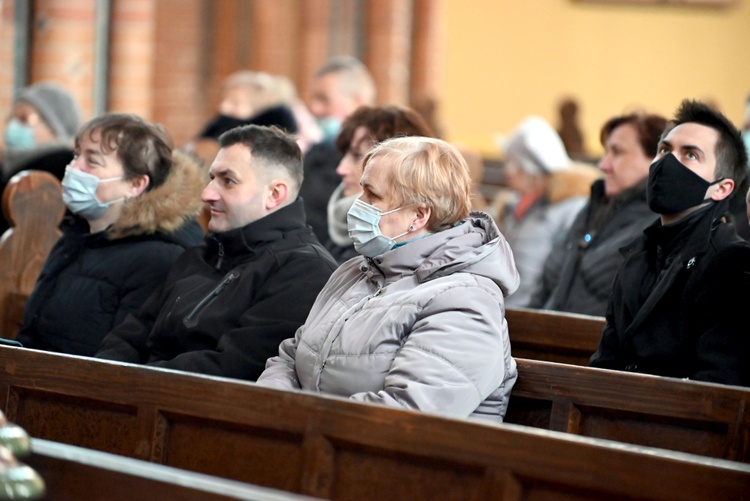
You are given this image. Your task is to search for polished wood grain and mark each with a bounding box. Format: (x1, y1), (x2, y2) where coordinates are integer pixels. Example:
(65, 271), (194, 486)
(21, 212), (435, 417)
(26, 438), (316, 501)
(0, 170), (65, 340)
(506, 307), (605, 366)
(507, 358), (750, 463)
(0, 347), (748, 500)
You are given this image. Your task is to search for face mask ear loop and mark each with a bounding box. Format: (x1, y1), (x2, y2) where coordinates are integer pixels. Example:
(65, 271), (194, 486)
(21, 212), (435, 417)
(703, 176), (727, 203)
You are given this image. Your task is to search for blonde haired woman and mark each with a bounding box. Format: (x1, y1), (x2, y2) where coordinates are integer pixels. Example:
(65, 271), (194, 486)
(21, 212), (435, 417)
(258, 136), (520, 422)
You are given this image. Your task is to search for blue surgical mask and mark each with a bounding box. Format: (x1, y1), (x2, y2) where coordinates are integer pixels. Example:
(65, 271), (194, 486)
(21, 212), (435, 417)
(4, 118), (35, 149)
(61, 167), (126, 221)
(347, 198), (409, 257)
(317, 116), (342, 144)
(742, 131), (750, 158)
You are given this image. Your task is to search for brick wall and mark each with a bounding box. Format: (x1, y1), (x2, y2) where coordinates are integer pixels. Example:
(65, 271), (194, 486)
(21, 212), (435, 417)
(0, 1), (16, 115)
(1, 0), (443, 149)
(108, 0), (156, 121)
(29, 0), (96, 121)
(151, 0), (205, 146)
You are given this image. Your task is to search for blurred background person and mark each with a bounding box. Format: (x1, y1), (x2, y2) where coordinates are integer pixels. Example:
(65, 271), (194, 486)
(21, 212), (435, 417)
(188, 70), (299, 169)
(494, 116), (599, 307)
(275, 74), (323, 155)
(16, 114), (204, 356)
(0, 81), (82, 234)
(527, 112), (666, 316)
(326, 104), (434, 263)
(258, 136), (520, 423)
(300, 56), (376, 245)
(556, 97), (587, 161)
(197, 70), (298, 141)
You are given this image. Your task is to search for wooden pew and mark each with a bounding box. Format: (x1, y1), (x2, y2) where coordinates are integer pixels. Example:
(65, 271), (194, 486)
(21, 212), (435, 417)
(0, 170), (65, 339)
(26, 438), (316, 501)
(505, 307), (605, 366)
(506, 357), (750, 464)
(0, 347), (748, 500)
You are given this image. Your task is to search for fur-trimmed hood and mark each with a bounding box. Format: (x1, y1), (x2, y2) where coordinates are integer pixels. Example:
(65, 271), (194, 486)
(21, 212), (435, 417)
(107, 150), (205, 240)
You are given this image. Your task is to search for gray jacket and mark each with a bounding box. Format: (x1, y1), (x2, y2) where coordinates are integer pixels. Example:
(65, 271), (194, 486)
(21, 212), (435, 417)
(502, 195), (588, 307)
(257, 212), (521, 422)
(527, 179), (656, 316)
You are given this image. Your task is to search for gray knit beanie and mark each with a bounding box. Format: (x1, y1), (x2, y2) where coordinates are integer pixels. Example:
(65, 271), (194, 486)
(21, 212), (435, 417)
(15, 82), (82, 141)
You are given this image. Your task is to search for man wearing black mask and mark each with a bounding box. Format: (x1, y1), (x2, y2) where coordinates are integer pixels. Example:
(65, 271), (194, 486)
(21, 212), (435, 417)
(590, 99), (750, 387)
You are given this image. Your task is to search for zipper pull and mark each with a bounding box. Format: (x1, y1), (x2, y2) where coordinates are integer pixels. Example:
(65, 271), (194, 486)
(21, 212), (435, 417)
(215, 242), (224, 270)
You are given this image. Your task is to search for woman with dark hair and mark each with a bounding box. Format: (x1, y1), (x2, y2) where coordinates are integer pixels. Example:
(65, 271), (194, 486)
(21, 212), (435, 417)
(325, 104), (434, 262)
(16, 114), (205, 356)
(527, 112), (668, 316)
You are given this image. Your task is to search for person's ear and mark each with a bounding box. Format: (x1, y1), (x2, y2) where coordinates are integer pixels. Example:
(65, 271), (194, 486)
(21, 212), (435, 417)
(265, 179), (290, 210)
(709, 178), (734, 201)
(410, 203), (432, 232)
(129, 174), (150, 197)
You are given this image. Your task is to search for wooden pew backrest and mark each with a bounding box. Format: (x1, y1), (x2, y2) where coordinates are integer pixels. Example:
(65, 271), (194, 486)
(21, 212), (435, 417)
(506, 307), (605, 366)
(0, 170), (65, 339)
(0, 347), (748, 501)
(508, 357), (750, 463)
(27, 438), (317, 501)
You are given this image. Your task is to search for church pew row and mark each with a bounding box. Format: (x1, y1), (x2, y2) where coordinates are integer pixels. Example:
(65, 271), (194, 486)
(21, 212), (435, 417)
(26, 438), (316, 501)
(31, 427), (744, 501)
(0, 347), (748, 500)
(507, 358), (750, 463)
(505, 307), (605, 366)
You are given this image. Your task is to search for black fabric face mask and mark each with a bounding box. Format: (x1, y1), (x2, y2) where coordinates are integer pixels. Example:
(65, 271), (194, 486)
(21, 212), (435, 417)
(647, 153), (722, 215)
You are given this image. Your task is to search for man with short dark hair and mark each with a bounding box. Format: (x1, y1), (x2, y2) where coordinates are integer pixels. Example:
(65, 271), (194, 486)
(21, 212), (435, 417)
(590, 100), (750, 387)
(97, 125), (338, 381)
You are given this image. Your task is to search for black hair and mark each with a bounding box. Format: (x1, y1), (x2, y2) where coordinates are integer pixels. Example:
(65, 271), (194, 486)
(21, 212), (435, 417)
(218, 125), (303, 191)
(663, 99), (748, 185)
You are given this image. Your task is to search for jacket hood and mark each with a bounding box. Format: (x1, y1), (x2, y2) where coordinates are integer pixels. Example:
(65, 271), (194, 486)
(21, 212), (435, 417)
(374, 211), (520, 297)
(108, 150), (205, 240)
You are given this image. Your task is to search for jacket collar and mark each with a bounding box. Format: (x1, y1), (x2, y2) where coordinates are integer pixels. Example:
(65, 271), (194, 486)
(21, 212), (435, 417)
(206, 197), (308, 257)
(623, 197), (732, 260)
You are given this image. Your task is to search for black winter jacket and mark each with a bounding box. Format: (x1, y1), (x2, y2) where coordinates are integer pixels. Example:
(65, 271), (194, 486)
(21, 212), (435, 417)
(299, 141), (343, 245)
(16, 152), (205, 355)
(96, 198), (339, 382)
(528, 179), (657, 316)
(590, 200), (750, 386)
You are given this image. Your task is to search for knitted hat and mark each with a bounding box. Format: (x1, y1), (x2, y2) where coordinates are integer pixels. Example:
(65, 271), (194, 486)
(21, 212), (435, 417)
(501, 116), (572, 176)
(15, 82), (82, 141)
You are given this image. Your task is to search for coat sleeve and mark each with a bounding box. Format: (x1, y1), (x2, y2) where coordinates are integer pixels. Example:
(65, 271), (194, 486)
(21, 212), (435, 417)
(144, 253), (335, 382)
(690, 244), (750, 386)
(348, 283), (512, 419)
(526, 231), (567, 308)
(95, 283), (164, 363)
(254, 329), (303, 390)
(588, 272), (624, 369)
(96, 245), (194, 362)
(112, 244), (185, 329)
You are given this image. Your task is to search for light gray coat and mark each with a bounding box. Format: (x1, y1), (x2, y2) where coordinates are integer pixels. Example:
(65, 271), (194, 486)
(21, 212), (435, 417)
(257, 212), (520, 422)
